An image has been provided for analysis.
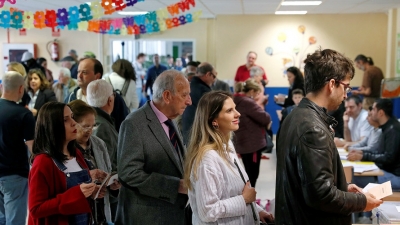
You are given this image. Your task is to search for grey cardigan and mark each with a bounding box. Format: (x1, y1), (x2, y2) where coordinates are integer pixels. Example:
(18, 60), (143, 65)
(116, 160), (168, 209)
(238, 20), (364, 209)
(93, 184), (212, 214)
(88, 135), (113, 222)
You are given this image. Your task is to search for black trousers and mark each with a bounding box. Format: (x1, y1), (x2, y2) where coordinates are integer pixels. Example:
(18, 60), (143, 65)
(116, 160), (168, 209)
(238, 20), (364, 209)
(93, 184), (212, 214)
(240, 148), (263, 187)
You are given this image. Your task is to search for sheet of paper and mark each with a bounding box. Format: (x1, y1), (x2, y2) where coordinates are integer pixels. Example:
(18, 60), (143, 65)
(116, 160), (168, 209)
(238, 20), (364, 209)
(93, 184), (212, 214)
(94, 172), (118, 199)
(107, 173), (118, 186)
(363, 181), (392, 200)
(340, 155), (347, 160)
(353, 165), (378, 173)
(337, 148), (347, 153)
(396, 206), (400, 213)
(362, 183), (379, 193)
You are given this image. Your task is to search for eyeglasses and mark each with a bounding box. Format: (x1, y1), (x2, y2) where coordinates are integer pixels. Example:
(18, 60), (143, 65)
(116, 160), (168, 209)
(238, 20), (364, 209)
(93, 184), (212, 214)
(335, 80), (352, 93)
(77, 123), (97, 132)
(210, 72), (216, 79)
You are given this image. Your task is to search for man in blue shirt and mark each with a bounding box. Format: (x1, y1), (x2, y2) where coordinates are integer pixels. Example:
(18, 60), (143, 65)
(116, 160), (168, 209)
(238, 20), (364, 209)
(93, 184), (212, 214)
(0, 71), (35, 225)
(145, 54), (167, 98)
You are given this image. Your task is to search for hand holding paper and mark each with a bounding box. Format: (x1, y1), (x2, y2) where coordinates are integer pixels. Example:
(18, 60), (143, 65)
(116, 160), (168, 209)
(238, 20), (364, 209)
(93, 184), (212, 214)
(363, 181), (393, 200)
(94, 172), (118, 199)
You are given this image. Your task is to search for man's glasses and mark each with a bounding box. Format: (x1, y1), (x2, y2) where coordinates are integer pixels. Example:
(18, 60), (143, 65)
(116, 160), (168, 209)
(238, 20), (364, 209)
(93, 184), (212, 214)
(77, 123), (97, 132)
(210, 72), (216, 79)
(335, 80), (352, 93)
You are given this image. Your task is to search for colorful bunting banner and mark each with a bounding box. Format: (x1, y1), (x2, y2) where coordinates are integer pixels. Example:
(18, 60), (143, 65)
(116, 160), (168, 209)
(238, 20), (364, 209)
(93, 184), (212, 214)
(0, 0), (200, 35)
(0, 0), (16, 9)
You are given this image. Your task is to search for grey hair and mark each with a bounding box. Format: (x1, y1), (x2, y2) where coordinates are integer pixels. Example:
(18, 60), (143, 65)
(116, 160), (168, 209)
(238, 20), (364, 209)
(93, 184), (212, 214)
(2, 71), (24, 91)
(152, 70), (185, 102)
(250, 66), (264, 77)
(59, 68), (71, 78)
(86, 80), (113, 107)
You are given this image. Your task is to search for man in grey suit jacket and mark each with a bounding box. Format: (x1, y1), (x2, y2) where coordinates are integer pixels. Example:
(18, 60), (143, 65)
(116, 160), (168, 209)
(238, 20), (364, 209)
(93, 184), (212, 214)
(116, 70), (192, 225)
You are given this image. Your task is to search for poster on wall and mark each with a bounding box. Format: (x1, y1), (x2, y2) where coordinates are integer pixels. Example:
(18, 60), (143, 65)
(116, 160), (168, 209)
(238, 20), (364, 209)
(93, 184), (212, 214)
(2, 43), (35, 72)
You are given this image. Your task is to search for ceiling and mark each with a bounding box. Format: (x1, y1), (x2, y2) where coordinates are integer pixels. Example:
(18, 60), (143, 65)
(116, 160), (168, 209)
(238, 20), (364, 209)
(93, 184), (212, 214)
(8, 0), (400, 18)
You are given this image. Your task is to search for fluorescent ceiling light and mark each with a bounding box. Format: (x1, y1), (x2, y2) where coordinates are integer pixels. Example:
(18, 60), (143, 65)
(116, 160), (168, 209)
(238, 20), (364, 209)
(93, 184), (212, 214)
(281, 1), (322, 6)
(118, 11), (148, 15)
(275, 11), (307, 14)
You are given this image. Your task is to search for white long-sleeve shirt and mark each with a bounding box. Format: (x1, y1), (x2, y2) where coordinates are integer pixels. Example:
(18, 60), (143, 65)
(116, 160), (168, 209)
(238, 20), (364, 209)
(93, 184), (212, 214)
(189, 141), (264, 225)
(107, 72), (138, 112)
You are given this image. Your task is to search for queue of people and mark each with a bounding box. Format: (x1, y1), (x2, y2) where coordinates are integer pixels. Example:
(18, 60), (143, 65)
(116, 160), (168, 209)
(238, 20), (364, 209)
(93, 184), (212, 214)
(0, 48), (395, 225)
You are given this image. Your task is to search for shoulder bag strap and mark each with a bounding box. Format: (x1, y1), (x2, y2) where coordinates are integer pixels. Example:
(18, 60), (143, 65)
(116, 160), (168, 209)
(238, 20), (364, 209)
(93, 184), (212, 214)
(234, 158), (258, 222)
(121, 79), (129, 97)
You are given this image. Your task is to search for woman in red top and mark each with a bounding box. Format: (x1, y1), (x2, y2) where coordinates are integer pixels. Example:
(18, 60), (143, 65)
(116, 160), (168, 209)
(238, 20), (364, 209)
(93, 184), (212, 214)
(28, 102), (103, 225)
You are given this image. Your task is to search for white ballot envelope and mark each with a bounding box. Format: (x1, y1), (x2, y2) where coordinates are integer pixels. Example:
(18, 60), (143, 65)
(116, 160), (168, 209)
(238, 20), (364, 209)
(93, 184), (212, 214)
(362, 181), (393, 200)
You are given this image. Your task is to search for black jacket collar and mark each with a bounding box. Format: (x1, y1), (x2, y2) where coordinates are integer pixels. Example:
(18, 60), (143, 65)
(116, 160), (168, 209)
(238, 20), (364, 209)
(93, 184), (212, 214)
(299, 98), (338, 128)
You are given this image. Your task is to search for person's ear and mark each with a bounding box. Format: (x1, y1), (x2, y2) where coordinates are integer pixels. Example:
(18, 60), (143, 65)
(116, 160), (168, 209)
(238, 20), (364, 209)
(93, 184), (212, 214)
(162, 90), (172, 104)
(19, 85), (24, 94)
(328, 79), (336, 92)
(94, 73), (101, 80)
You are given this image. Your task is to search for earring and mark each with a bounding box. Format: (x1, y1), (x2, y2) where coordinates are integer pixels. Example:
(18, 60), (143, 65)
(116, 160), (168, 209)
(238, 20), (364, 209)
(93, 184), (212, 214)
(212, 123), (219, 129)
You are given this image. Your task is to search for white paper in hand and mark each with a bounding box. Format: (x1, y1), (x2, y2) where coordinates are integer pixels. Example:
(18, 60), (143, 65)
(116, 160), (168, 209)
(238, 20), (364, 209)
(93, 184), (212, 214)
(362, 181), (393, 200)
(107, 173), (118, 186)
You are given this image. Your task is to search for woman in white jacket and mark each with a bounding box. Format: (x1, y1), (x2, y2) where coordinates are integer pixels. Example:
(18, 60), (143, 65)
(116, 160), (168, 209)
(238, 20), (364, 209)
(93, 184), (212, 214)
(107, 59), (139, 112)
(183, 91), (274, 225)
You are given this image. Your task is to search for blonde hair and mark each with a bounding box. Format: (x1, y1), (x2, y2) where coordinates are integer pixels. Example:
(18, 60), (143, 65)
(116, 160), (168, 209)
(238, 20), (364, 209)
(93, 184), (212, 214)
(7, 62), (26, 77)
(234, 78), (261, 93)
(183, 91), (233, 190)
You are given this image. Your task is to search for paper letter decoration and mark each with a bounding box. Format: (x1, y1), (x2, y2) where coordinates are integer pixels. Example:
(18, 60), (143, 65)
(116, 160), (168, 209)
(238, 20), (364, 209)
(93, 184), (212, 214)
(79, 3), (93, 21)
(33, 11), (46, 29)
(10, 10), (22, 29)
(45, 10), (58, 28)
(22, 11), (34, 29)
(0, 10), (11, 28)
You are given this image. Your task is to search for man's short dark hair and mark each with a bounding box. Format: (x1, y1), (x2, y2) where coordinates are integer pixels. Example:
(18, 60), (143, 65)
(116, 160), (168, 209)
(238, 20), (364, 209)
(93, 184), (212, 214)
(346, 95), (362, 105)
(292, 89), (304, 96)
(136, 53), (146, 60)
(187, 61), (200, 67)
(303, 48), (355, 94)
(79, 58), (104, 78)
(197, 63), (213, 76)
(375, 98), (393, 118)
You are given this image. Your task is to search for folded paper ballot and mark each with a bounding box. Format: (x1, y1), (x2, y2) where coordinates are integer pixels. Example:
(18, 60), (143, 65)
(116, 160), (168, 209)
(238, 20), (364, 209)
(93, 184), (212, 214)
(94, 172), (118, 199)
(362, 181), (393, 200)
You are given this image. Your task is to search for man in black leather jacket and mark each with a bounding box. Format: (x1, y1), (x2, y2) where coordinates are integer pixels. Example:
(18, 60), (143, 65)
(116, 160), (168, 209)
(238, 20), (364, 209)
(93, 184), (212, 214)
(348, 99), (400, 190)
(275, 48), (382, 225)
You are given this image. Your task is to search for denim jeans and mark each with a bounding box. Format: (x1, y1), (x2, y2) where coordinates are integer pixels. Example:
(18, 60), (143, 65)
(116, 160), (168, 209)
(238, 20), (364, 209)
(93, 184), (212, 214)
(0, 175), (28, 225)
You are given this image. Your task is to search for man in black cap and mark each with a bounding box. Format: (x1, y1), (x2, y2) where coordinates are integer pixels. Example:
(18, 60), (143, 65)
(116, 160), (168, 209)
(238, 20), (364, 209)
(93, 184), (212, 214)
(60, 56), (78, 79)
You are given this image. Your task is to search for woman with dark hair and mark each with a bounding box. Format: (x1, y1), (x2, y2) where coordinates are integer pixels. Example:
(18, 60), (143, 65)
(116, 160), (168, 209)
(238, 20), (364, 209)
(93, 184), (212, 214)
(274, 66), (305, 107)
(36, 57), (54, 84)
(26, 69), (57, 118)
(68, 100), (121, 224)
(184, 91), (273, 224)
(353, 54), (384, 109)
(28, 101), (105, 225)
(106, 59), (138, 111)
